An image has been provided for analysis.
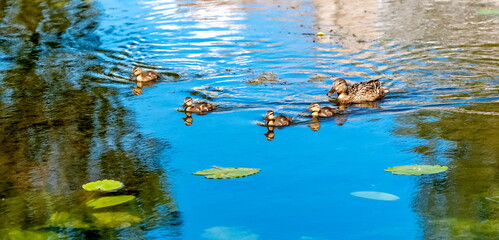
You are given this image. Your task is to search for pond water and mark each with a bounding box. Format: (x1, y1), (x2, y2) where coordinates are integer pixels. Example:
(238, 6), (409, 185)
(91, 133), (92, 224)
(0, 0), (498, 239)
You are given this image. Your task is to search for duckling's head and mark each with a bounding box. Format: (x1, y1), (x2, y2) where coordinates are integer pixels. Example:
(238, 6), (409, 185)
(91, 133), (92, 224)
(308, 102), (322, 117)
(265, 110), (275, 120)
(132, 67), (142, 76)
(308, 102), (321, 113)
(327, 78), (348, 96)
(182, 97), (194, 108)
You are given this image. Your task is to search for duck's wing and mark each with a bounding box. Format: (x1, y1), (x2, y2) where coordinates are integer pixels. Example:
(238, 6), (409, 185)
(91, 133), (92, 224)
(194, 102), (216, 112)
(320, 107), (336, 117)
(350, 79), (385, 102)
(204, 102), (216, 111)
(275, 115), (293, 125)
(146, 71), (160, 80)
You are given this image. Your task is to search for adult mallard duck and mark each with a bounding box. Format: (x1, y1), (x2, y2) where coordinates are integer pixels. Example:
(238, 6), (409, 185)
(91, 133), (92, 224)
(182, 97), (216, 113)
(132, 67), (160, 82)
(327, 78), (386, 103)
(264, 110), (293, 127)
(307, 103), (336, 118)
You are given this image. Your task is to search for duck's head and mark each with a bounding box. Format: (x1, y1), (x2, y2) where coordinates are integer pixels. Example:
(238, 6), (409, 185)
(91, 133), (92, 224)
(132, 67), (142, 76)
(265, 110), (275, 120)
(307, 102), (321, 113)
(182, 97), (194, 108)
(327, 78), (348, 96)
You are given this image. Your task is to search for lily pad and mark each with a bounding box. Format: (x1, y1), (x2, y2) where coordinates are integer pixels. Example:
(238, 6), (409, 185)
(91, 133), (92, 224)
(350, 191), (400, 201)
(92, 212), (141, 228)
(86, 195), (136, 209)
(193, 167), (260, 179)
(82, 179), (124, 192)
(385, 165), (448, 175)
(485, 196), (499, 203)
(477, 9), (499, 15)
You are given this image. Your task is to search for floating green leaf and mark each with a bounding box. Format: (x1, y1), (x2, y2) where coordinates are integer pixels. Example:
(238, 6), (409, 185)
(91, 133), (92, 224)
(47, 212), (91, 229)
(385, 164), (448, 175)
(92, 212), (141, 228)
(86, 195), (136, 209)
(350, 191), (400, 201)
(193, 167), (260, 179)
(477, 9), (499, 15)
(82, 179), (124, 192)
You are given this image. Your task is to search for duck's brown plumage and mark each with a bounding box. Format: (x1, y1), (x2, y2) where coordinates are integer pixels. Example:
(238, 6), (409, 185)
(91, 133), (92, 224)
(264, 110), (293, 127)
(307, 103), (336, 118)
(182, 97), (216, 113)
(132, 67), (160, 82)
(327, 78), (386, 103)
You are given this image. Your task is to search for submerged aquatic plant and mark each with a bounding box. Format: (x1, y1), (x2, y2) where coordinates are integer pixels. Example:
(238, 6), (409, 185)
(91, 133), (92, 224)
(0, 229), (59, 240)
(193, 167), (261, 179)
(47, 212), (91, 229)
(86, 195), (136, 209)
(92, 212), (141, 228)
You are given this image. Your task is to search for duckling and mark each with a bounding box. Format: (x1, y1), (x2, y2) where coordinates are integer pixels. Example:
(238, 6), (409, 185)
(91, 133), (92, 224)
(264, 110), (293, 127)
(307, 102), (336, 118)
(327, 78), (386, 103)
(132, 67), (160, 82)
(182, 97), (216, 113)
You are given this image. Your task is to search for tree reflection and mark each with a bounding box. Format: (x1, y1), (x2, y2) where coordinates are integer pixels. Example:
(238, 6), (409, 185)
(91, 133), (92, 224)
(0, 0), (179, 238)
(394, 104), (499, 239)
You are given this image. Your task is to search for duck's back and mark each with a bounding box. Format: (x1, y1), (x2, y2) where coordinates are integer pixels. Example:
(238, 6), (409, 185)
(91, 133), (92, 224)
(319, 107), (336, 117)
(193, 102), (216, 112)
(349, 79), (385, 103)
(146, 71), (160, 80)
(274, 115), (293, 126)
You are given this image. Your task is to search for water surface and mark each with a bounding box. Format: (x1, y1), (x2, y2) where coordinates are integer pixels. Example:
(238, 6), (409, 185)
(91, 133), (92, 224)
(0, 0), (498, 239)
